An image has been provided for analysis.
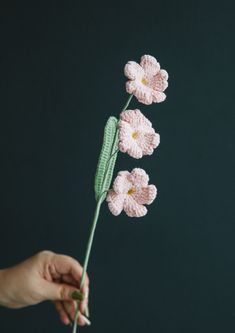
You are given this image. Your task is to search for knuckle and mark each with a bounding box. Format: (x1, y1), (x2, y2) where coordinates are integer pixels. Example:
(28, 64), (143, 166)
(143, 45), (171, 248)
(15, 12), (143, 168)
(71, 258), (82, 270)
(59, 286), (67, 300)
(37, 250), (54, 260)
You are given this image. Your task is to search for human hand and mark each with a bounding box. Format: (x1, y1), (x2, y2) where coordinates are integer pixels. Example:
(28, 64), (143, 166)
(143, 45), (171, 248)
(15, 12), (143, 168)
(0, 250), (90, 326)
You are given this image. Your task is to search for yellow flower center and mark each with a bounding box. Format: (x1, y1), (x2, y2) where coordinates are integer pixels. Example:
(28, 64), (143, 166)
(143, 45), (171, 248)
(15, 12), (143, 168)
(141, 78), (148, 85)
(132, 131), (138, 139)
(127, 188), (136, 195)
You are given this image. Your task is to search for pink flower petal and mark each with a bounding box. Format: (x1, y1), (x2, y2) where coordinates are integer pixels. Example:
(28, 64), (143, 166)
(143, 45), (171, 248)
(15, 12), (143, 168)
(124, 61), (144, 80)
(126, 80), (154, 105)
(106, 190), (125, 216)
(126, 141), (144, 159)
(130, 168), (149, 188)
(113, 171), (132, 194)
(134, 86), (154, 105)
(123, 195), (147, 217)
(152, 91), (166, 103)
(125, 80), (135, 94)
(120, 109), (152, 131)
(118, 121), (144, 158)
(136, 132), (160, 155)
(140, 55), (160, 77)
(133, 185), (157, 205)
(151, 69), (169, 92)
(118, 121), (132, 153)
(159, 69), (169, 80)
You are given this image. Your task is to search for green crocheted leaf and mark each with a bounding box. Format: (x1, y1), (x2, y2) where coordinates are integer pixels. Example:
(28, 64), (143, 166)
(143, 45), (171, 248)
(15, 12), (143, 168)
(100, 127), (119, 202)
(94, 116), (119, 202)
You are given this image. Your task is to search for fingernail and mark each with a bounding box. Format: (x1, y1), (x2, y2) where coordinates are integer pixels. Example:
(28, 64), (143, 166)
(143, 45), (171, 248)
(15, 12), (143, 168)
(71, 290), (84, 301)
(85, 289), (89, 299)
(81, 315), (91, 326)
(63, 317), (70, 325)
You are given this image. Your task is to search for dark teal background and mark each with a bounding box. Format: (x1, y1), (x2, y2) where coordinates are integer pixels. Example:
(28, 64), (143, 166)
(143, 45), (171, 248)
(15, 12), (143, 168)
(0, 2), (235, 332)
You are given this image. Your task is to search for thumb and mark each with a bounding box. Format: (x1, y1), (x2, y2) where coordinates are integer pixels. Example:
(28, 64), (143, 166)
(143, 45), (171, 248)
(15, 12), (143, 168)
(43, 281), (79, 301)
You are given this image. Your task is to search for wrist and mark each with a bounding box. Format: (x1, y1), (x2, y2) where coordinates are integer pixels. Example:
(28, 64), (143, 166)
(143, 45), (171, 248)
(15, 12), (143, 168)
(0, 268), (10, 307)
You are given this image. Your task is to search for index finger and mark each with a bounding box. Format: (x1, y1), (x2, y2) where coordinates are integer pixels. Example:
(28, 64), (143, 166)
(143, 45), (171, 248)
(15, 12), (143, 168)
(52, 254), (89, 290)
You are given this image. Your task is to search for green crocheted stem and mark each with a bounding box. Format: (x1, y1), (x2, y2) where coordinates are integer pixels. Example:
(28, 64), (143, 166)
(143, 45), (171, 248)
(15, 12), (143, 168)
(72, 95), (133, 333)
(72, 196), (103, 333)
(121, 94), (133, 112)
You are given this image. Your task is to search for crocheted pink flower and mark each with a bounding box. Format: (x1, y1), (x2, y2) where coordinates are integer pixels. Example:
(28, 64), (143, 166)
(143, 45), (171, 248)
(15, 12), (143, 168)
(106, 168), (157, 217)
(118, 109), (160, 159)
(124, 54), (168, 105)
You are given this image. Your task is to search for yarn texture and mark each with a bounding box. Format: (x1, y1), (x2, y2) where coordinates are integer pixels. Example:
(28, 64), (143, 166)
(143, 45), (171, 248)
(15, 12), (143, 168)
(72, 54), (168, 332)
(118, 109), (160, 159)
(106, 168), (157, 217)
(124, 54), (168, 105)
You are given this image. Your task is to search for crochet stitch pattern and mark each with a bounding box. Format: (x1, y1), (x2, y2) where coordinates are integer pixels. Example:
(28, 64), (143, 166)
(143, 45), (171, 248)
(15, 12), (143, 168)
(125, 54), (168, 104)
(71, 55), (168, 333)
(107, 168), (157, 217)
(118, 109), (160, 158)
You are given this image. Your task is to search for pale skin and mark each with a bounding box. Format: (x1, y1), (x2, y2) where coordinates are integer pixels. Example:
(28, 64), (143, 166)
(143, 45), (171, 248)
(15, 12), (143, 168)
(0, 250), (90, 326)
